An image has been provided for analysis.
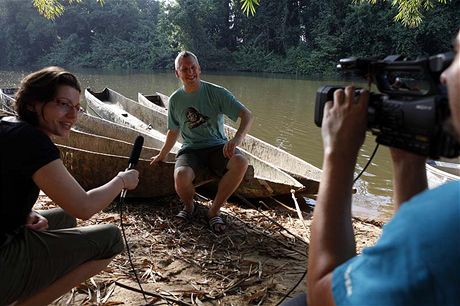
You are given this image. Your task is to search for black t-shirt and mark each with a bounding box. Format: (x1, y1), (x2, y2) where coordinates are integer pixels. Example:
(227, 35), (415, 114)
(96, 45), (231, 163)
(0, 117), (60, 245)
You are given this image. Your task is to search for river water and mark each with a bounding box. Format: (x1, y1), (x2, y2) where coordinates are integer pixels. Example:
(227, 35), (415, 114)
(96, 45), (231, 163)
(0, 69), (395, 220)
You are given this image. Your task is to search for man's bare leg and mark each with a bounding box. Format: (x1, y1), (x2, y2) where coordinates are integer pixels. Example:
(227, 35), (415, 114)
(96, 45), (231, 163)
(174, 166), (196, 212)
(208, 154), (248, 220)
(16, 258), (112, 306)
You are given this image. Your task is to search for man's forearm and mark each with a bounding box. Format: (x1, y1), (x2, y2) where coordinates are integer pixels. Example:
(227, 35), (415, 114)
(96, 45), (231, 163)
(308, 152), (357, 306)
(159, 129), (179, 157)
(234, 108), (253, 141)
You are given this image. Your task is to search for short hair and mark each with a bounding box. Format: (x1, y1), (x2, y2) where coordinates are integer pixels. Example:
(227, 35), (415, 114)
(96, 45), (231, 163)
(14, 66), (81, 126)
(175, 51), (199, 70)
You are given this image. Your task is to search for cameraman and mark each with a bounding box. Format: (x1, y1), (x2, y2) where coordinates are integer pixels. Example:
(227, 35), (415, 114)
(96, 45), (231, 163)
(285, 31), (460, 305)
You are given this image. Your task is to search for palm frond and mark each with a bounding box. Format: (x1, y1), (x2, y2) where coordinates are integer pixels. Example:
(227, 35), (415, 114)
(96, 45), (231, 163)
(240, 0), (260, 17)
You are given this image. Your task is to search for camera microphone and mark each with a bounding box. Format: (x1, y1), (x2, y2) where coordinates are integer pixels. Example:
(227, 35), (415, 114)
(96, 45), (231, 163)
(121, 135), (144, 198)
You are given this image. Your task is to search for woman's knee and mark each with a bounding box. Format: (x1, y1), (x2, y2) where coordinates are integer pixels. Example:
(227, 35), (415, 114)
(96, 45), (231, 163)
(81, 224), (124, 259)
(102, 224), (124, 257)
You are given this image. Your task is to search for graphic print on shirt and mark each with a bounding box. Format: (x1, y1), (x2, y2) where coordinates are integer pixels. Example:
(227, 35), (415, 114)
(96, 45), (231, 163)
(184, 107), (209, 129)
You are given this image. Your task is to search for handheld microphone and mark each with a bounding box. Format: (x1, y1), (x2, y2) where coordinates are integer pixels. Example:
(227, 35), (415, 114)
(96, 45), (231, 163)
(121, 135), (144, 198)
(127, 135), (144, 170)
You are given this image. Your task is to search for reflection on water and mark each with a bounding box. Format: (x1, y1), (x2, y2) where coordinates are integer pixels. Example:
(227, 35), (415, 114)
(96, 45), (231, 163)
(0, 68), (394, 220)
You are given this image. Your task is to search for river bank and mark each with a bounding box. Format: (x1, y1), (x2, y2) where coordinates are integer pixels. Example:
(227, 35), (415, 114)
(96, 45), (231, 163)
(35, 192), (383, 305)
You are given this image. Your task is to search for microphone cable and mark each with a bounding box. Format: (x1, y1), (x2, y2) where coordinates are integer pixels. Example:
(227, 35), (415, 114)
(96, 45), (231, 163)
(117, 135), (148, 303)
(118, 195), (148, 303)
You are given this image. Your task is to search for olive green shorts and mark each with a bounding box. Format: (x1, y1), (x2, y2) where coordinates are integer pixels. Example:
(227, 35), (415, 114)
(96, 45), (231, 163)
(0, 208), (123, 305)
(176, 144), (241, 177)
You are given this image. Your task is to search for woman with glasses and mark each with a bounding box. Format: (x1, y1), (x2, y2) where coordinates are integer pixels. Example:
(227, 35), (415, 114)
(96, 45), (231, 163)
(0, 66), (139, 306)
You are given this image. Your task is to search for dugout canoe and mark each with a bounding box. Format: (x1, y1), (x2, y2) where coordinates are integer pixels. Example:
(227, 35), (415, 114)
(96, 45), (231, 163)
(137, 91), (323, 187)
(426, 157), (460, 188)
(74, 112), (181, 151)
(0, 88), (16, 113)
(84, 88), (315, 198)
(137, 92), (169, 109)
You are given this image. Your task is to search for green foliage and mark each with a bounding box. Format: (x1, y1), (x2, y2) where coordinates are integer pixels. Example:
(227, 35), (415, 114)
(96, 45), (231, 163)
(240, 0), (259, 16)
(0, 0), (458, 77)
(283, 45), (313, 75)
(32, 0), (104, 20)
(242, 0), (449, 27)
(0, 1), (58, 67)
(354, 0), (450, 27)
(33, 0), (65, 20)
(165, 0), (236, 70)
(233, 45), (273, 72)
(40, 34), (86, 66)
(340, 2), (398, 56)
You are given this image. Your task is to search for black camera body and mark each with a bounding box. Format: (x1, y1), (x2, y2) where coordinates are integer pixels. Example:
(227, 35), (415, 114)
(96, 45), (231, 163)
(314, 53), (460, 159)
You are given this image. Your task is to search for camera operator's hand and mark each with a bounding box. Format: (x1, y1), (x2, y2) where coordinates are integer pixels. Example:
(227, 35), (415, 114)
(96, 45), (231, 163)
(390, 147), (427, 210)
(321, 86), (369, 161)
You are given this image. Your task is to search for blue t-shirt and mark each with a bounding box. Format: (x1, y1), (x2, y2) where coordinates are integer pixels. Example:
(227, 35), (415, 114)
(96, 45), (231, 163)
(333, 181), (460, 306)
(168, 81), (244, 150)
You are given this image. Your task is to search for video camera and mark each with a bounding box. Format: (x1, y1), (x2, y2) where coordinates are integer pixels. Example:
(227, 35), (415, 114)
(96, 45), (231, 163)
(314, 52), (460, 159)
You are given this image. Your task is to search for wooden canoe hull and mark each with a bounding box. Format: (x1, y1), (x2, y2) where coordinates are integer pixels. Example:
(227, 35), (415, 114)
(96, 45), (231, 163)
(56, 128), (300, 198)
(54, 129), (175, 162)
(426, 157), (460, 188)
(85, 89), (177, 149)
(58, 144), (177, 198)
(74, 112), (178, 151)
(55, 129), (231, 198)
(0, 88), (16, 113)
(137, 92), (169, 109)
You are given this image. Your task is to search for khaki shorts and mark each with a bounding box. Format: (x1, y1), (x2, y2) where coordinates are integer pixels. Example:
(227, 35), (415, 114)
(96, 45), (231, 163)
(0, 208), (123, 305)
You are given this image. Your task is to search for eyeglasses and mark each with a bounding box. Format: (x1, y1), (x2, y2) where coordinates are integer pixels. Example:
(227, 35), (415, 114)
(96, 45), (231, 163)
(53, 99), (85, 116)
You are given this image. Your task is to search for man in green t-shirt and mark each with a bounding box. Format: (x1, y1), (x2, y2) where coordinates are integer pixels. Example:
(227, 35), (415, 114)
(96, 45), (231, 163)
(151, 51), (254, 234)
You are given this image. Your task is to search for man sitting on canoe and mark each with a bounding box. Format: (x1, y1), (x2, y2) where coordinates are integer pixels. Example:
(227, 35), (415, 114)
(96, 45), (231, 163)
(150, 51), (253, 234)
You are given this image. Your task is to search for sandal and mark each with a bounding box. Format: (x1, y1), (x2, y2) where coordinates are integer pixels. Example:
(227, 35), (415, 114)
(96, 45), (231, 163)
(175, 203), (196, 223)
(208, 215), (226, 234)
